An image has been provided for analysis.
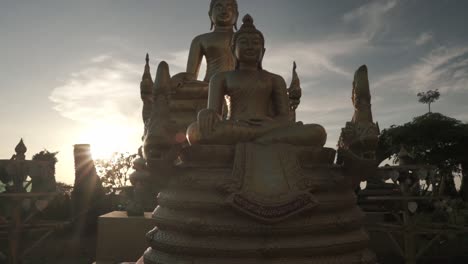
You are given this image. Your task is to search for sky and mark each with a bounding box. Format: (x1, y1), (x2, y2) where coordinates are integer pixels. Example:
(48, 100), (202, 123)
(1, 0), (468, 185)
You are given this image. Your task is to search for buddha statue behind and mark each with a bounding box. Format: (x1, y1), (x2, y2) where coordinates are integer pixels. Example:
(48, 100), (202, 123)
(170, 0), (238, 90)
(142, 0), (239, 161)
(186, 14), (326, 147)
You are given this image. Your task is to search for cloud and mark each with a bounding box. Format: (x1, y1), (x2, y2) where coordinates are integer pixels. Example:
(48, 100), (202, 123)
(415, 32), (433, 46)
(374, 45), (468, 93)
(412, 46), (468, 92)
(49, 55), (142, 125)
(454, 112), (468, 122)
(261, 40), (367, 145)
(165, 33), (366, 84)
(264, 35), (367, 79)
(163, 50), (188, 73)
(343, 0), (398, 39)
(343, 0), (397, 22)
(163, 50), (207, 80)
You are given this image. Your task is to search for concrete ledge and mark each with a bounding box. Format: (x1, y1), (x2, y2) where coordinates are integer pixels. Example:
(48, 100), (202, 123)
(96, 211), (156, 263)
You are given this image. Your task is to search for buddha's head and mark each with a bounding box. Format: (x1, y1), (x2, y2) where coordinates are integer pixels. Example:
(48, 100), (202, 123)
(209, 0), (239, 30)
(232, 14), (265, 69)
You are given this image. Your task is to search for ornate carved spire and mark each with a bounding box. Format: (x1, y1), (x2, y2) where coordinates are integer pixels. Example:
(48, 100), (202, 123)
(14, 138), (27, 160)
(141, 53), (154, 128)
(290, 62), (300, 88)
(288, 61), (302, 111)
(143, 53), (152, 81)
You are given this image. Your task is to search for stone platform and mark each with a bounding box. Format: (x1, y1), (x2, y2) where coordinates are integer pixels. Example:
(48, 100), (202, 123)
(144, 145), (376, 263)
(96, 211), (156, 264)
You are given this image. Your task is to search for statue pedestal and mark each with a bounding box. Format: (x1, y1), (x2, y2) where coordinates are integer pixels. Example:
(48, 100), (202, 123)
(144, 145), (376, 263)
(96, 211), (156, 263)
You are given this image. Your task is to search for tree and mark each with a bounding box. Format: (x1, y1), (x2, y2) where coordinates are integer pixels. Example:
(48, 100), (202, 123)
(377, 113), (468, 199)
(31, 149), (59, 192)
(417, 89), (440, 113)
(95, 152), (137, 194)
(56, 182), (73, 196)
(32, 149), (59, 164)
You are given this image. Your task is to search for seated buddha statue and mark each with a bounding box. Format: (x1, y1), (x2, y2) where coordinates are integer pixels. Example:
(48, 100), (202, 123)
(186, 15), (327, 147)
(170, 0), (238, 91)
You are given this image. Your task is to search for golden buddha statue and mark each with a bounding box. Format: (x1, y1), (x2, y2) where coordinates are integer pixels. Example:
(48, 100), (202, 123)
(171, 0), (238, 88)
(186, 15), (327, 147)
(143, 14), (378, 264)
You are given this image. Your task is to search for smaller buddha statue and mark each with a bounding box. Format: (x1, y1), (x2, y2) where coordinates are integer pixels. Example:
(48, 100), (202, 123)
(170, 0), (238, 91)
(186, 15), (326, 147)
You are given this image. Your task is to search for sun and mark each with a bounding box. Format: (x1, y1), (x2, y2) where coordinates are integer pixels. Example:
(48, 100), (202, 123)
(77, 122), (141, 160)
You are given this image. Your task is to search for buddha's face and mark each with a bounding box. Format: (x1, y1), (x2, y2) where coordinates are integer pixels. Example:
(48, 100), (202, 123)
(234, 33), (264, 64)
(210, 0), (237, 27)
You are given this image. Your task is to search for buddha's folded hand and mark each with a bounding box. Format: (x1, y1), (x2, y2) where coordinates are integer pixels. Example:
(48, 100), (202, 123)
(197, 108), (221, 139)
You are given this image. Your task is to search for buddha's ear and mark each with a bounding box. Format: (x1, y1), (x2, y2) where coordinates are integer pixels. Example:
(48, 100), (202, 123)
(233, 12), (239, 30)
(260, 48), (266, 61)
(209, 11), (214, 30)
(258, 48), (266, 70)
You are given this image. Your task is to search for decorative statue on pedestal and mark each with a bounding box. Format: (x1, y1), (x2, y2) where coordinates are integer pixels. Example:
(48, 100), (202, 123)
(143, 14), (378, 264)
(186, 15), (325, 147)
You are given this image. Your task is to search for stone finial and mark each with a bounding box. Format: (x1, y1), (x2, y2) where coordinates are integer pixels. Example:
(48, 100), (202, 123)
(150, 61), (171, 121)
(143, 61), (174, 160)
(153, 61), (171, 98)
(353, 65), (371, 101)
(352, 64), (373, 123)
(14, 138), (27, 160)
